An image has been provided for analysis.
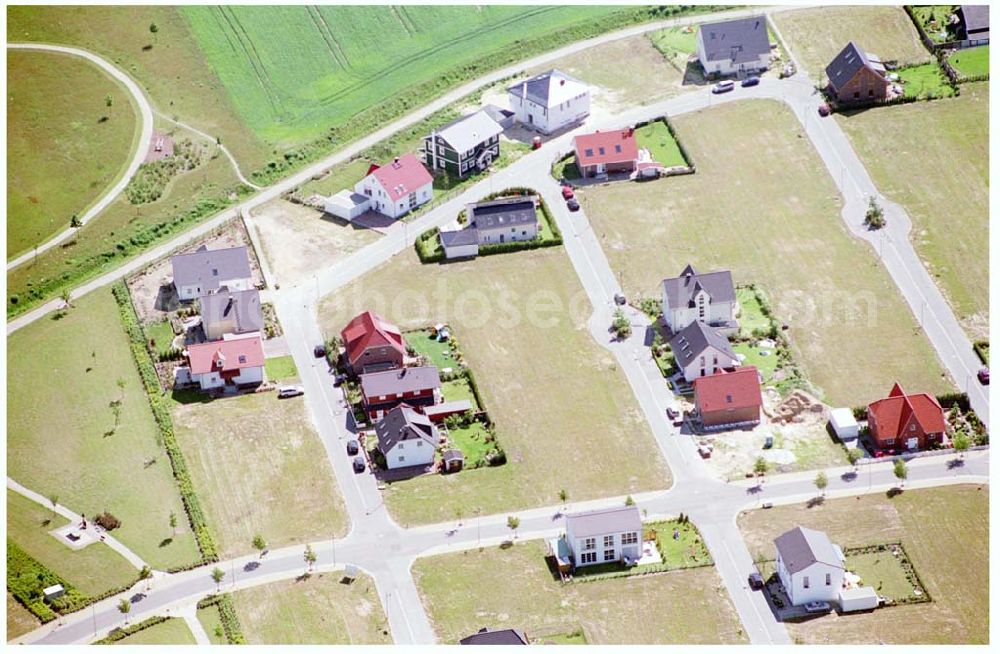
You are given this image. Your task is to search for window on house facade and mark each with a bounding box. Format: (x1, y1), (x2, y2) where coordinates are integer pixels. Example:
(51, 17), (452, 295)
(603, 535), (614, 548)
(398, 456), (405, 462)
(581, 552), (597, 564)
(416, 441), (422, 447)
(885, 438), (895, 445)
(604, 549), (615, 561)
(825, 573), (831, 586)
(853, 91), (860, 99)
(803, 576), (810, 588)
(398, 442), (404, 449)
(438, 145), (445, 155)
(583, 537), (596, 550)
(408, 192), (417, 207)
(622, 532), (637, 545)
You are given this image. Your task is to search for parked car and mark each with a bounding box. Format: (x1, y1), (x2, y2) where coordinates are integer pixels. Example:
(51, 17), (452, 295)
(666, 407), (679, 420)
(277, 385), (304, 399)
(978, 367), (990, 385)
(818, 103), (831, 117)
(761, 502), (774, 509)
(712, 80), (735, 94)
(697, 445), (712, 459)
(346, 440), (360, 456)
(763, 435), (774, 449)
(614, 293), (626, 306)
(804, 601), (832, 614)
(561, 184), (575, 200)
(740, 76), (760, 88)
(748, 572), (765, 590)
(313, 344), (327, 358)
(567, 198), (580, 212)
(352, 456), (366, 473)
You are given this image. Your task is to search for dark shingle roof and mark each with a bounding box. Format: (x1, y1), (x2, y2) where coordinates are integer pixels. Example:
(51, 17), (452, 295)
(470, 196), (538, 231)
(375, 405), (438, 452)
(459, 628), (529, 645)
(171, 245), (251, 293)
(565, 506), (641, 539)
(774, 526), (843, 575)
(506, 69), (587, 107)
(825, 42), (887, 91)
(440, 228), (480, 247)
(662, 264), (735, 310)
(200, 288), (263, 334)
(960, 5), (990, 35)
(699, 16), (771, 64)
(669, 320), (737, 369)
(360, 366), (441, 398)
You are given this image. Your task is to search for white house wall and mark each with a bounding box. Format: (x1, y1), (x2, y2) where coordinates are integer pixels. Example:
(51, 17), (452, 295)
(385, 439), (436, 469)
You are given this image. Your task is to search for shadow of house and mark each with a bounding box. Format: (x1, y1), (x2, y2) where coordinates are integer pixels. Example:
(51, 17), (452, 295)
(682, 60), (711, 87)
(154, 283), (180, 312)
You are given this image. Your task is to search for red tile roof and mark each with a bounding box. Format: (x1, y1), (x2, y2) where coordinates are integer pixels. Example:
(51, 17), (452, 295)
(341, 311), (405, 367)
(573, 129), (639, 167)
(368, 153), (433, 202)
(187, 336), (265, 375)
(868, 382), (946, 438)
(693, 367), (762, 413)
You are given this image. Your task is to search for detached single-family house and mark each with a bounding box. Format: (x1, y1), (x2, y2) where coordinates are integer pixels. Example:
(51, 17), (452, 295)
(572, 128), (639, 178)
(866, 383), (947, 453)
(825, 42), (891, 104)
(564, 506), (642, 568)
(507, 69), (590, 134)
(439, 195), (540, 259)
(693, 366), (762, 429)
(375, 404), (439, 470)
(957, 5), (990, 46)
(662, 264), (738, 335)
(775, 526), (845, 606)
(359, 366), (441, 421)
(171, 245), (253, 301)
(696, 16), (771, 78)
(423, 110), (504, 179)
(459, 628), (529, 645)
(353, 154), (434, 219)
(670, 320), (739, 383)
(340, 311), (406, 375)
(185, 335), (265, 390)
(200, 287), (263, 341)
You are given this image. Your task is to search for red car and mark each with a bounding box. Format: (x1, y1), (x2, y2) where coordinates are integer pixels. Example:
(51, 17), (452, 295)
(561, 184), (575, 200)
(978, 367), (990, 385)
(818, 103), (831, 117)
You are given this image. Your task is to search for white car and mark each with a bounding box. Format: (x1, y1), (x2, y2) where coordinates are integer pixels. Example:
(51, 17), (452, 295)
(277, 385), (304, 399)
(804, 601), (831, 613)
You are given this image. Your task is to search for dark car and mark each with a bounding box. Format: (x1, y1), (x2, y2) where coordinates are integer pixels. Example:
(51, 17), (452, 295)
(352, 456), (366, 473)
(614, 293), (627, 306)
(313, 344), (327, 358)
(666, 407), (679, 420)
(561, 184), (575, 200)
(763, 435), (774, 449)
(346, 439), (360, 456)
(740, 76), (760, 88)
(567, 198), (580, 212)
(748, 572), (765, 590)
(978, 367), (990, 385)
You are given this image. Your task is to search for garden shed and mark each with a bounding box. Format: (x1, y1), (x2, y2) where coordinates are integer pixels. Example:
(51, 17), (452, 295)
(829, 407), (860, 442)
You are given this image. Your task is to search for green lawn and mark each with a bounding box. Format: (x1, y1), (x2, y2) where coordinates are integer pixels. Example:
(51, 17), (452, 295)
(844, 551), (917, 602)
(909, 5), (959, 44)
(732, 342), (778, 383)
(552, 155), (582, 182)
(196, 604), (228, 645)
(649, 519), (713, 568)
(898, 62), (957, 98)
(405, 329), (460, 370)
(145, 320), (177, 358)
(634, 120), (687, 168)
(736, 287), (770, 337)
(264, 355), (299, 382)
(112, 618), (197, 645)
(7, 50), (139, 259)
(947, 45), (989, 78)
(6, 491), (137, 597)
(440, 378), (480, 411)
(648, 25), (697, 56)
(7, 290), (200, 569)
(445, 421), (493, 468)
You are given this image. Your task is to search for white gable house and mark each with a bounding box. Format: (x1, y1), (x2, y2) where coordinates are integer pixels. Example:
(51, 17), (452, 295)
(375, 405), (438, 470)
(697, 16), (772, 78)
(775, 526), (846, 606)
(506, 69), (590, 134)
(170, 246), (253, 302)
(354, 153), (434, 220)
(662, 264), (738, 335)
(669, 320), (740, 383)
(565, 506), (642, 568)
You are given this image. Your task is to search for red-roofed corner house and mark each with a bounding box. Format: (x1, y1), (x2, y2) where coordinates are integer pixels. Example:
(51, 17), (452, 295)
(572, 129), (639, 178)
(340, 311), (406, 375)
(185, 336), (265, 390)
(354, 153), (434, 219)
(867, 383), (947, 452)
(693, 367), (762, 430)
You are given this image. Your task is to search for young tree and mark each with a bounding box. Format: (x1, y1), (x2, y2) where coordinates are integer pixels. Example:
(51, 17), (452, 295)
(252, 534), (267, 555)
(506, 515), (520, 538)
(846, 448), (863, 468)
(211, 567), (225, 590)
(864, 196), (886, 229)
(139, 565), (152, 580)
(47, 493), (59, 519)
(753, 457), (768, 478)
(952, 431), (970, 459)
(117, 598), (131, 625)
(105, 93), (114, 108)
(454, 507), (463, 528)
(814, 471), (828, 497)
(558, 489), (568, 506)
(893, 458), (908, 488)
(70, 214), (81, 228)
(612, 309), (632, 339)
(60, 289), (73, 309)
(624, 495), (635, 506)
(169, 512), (178, 535)
(304, 544), (317, 571)
(149, 22), (158, 34)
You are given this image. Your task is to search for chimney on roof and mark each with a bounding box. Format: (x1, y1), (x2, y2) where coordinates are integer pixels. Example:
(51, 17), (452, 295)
(560, 79), (565, 86)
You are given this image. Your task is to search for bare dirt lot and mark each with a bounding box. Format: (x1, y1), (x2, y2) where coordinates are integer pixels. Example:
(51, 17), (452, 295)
(248, 199), (380, 288)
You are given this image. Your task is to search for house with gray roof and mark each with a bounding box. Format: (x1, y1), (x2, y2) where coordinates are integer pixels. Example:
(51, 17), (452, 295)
(459, 627), (529, 645)
(661, 264), (738, 334)
(775, 526), (845, 606)
(506, 69), (590, 134)
(669, 320), (739, 383)
(423, 109), (504, 179)
(171, 245), (253, 301)
(825, 42), (890, 104)
(696, 16), (772, 78)
(200, 287), (263, 341)
(957, 5), (989, 45)
(439, 195), (540, 259)
(359, 366), (441, 421)
(375, 404), (439, 470)
(564, 506), (642, 568)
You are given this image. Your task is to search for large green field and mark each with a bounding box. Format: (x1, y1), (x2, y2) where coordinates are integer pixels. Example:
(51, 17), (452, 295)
(836, 83), (989, 340)
(7, 50), (139, 259)
(7, 290), (200, 569)
(579, 100), (955, 406)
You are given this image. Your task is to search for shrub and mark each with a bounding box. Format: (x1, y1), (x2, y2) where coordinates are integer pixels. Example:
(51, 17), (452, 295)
(196, 594), (246, 644)
(94, 512), (121, 531)
(94, 616), (170, 644)
(864, 196), (886, 229)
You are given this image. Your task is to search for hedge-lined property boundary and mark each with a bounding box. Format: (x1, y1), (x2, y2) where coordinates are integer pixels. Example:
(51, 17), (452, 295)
(973, 340), (989, 365)
(94, 616), (171, 644)
(197, 593), (247, 644)
(111, 283), (218, 566)
(842, 542), (931, 605)
(634, 116), (696, 173)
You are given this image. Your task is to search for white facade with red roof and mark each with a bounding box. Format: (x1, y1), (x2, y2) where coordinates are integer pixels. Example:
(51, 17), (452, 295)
(186, 335), (265, 390)
(354, 153), (434, 219)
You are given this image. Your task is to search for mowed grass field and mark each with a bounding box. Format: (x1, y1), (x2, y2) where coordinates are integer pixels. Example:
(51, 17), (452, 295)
(231, 572), (391, 645)
(738, 485), (988, 644)
(180, 5), (628, 147)
(579, 100), (954, 406)
(111, 618), (197, 645)
(318, 248), (669, 526)
(773, 5), (930, 77)
(7, 50), (139, 259)
(413, 541), (747, 644)
(836, 83), (989, 339)
(947, 45), (989, 78)
(7, 592), (40, 640)
(7, 290), (200, 569)
(172, 392), (347, 560)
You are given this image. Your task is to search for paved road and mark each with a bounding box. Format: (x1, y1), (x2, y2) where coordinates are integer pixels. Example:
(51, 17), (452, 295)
(7, 43), (155, 270)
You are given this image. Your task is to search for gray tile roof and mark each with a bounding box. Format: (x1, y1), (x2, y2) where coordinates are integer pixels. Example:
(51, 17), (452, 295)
(375, 404), (438, 452)
(699, 16), (771, 64)
(565, 506), (641, 539)
(470, 196), (538, 231)
(662, 264), (735, 310)
(960, 5), (990, 35)
(361, 366), (441, 398)
(433, 110), (504, 154)
(200, 288), (263, 334)
(440, 228), (480, 247)
(506, 69), (587, 107)
(171, 245), (251, 294)
(825, 42), (887, 91)
(459, 628), (529, 645)
(669, 320), (737, 369)
(774, 526), (844, 575)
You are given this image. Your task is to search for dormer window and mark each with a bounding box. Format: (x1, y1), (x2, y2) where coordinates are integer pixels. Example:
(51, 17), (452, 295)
(238, 355), (247, 364)
(212, 268), (219, 276)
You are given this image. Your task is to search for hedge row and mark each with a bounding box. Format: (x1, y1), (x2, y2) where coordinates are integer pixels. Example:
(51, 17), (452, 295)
(94, 616), (170, 644)
(634, 116), (696, 169)
(568, 559), (713, 584)
(197, 593), (247, 644)
(973, 340), (989, 365)
(111, 283), (218, 565)
(7, 539), (73, 622)
(842, 542), (931, 605)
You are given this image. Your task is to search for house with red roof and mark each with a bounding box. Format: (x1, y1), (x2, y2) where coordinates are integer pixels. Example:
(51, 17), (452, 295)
(353, 153), (434, 219)
(572, 129), (639, 178)
(693, 366), (762, 429)
(340, 311), (406, 375)
(866, 383), (947, 452)
(185, 335), (265, 390)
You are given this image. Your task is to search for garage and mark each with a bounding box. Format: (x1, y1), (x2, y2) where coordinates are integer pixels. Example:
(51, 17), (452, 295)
(440, 228), (479, 259)
(324, 190), (371, 221)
